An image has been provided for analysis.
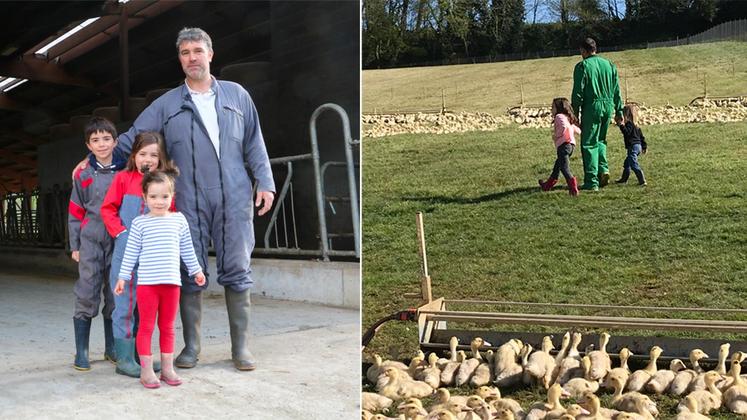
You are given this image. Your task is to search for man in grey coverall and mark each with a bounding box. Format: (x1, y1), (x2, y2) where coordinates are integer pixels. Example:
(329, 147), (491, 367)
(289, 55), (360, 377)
(117, 28), (275, 371)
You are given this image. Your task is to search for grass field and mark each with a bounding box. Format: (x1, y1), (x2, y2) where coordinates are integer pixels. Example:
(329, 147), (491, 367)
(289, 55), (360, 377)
(363, 42), (747, 114)
(361, 121), (747, 418)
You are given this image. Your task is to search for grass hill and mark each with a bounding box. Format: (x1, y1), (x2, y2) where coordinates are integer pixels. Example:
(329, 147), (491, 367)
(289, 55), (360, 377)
(363, 42), (747, 114)
(362, 121), (747, 419)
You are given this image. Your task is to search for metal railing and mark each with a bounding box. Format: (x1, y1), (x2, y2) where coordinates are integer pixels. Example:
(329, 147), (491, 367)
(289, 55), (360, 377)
(2, 104), (360, 261)
(310, 103), (360, 260)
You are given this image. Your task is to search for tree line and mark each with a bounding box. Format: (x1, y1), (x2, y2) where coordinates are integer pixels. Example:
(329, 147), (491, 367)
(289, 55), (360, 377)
(362, 0), (747, 69)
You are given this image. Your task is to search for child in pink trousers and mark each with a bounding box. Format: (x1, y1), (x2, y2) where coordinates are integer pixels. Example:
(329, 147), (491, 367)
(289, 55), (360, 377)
(114, 168), (206, 389)
(539, 97), (582, 196)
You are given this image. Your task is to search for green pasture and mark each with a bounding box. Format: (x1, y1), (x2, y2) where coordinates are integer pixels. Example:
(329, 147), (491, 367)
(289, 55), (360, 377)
(363, 42), (747, 114)
(362, 122), (747, 418)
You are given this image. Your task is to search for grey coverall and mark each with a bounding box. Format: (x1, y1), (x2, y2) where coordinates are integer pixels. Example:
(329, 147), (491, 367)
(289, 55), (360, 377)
(116, 79), (275, 293)
(69, 158), (121, 319)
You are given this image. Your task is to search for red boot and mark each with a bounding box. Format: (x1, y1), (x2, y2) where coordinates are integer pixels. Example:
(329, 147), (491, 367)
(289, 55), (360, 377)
(538, 177), (558, 191)
(568, 177), (579, 196)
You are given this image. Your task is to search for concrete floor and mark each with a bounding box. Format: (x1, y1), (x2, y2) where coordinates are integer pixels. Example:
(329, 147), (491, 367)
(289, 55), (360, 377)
(0, 271), (360, 419)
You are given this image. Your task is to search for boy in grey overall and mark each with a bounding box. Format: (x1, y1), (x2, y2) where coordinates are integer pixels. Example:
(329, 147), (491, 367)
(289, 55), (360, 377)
(69, 117), (127, 370)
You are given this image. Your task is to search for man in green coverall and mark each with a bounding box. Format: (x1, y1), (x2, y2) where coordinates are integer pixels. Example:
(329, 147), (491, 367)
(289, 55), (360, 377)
(571, 38), (624, 191)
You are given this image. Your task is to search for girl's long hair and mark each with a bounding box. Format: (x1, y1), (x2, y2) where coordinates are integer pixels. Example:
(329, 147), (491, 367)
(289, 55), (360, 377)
(552, 97), (579, 126)
(623, 104), (639, 128)
(126, 131), (176, 172)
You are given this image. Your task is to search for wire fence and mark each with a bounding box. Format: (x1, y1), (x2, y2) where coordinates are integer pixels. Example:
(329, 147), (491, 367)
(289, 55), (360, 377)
(648, 19), (747, 48)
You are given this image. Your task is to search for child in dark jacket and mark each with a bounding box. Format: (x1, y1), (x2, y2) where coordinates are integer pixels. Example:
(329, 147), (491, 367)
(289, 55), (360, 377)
(615, 104), (647, 186)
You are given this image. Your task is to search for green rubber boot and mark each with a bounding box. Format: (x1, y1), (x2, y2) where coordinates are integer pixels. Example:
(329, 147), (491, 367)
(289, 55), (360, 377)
(114, 338), (140, 378)
(225, 288), (257, 371)
(176, 291), (203, 369)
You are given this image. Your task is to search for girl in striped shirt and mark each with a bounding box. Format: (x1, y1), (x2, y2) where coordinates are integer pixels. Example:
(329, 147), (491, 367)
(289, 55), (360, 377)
(115, 168), (205, 389)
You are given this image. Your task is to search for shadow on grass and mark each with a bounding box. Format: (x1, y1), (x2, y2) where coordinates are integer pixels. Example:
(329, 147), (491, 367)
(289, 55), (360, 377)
(403, 185), (546, 205)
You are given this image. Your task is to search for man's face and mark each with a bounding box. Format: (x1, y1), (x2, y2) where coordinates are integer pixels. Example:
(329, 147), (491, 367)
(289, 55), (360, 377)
(178, 40), (213, 82)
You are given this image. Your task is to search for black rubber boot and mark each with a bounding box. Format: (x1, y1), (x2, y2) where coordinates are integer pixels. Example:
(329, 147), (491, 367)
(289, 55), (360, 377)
(225, 288), (256, 371)
(103, 318), (116, 363)
(176, 291), (203, 369)
(73, 317), (92, 371)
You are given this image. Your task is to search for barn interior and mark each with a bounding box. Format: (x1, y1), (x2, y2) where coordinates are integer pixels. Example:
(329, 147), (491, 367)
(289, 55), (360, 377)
(0, 0), (360, 306)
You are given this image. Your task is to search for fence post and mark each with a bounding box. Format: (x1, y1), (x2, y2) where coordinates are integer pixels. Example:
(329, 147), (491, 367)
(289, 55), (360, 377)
(441, 88), (446, 113)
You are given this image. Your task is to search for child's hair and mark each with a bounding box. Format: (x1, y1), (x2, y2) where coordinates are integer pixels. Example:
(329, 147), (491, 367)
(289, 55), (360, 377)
(141, 167), (180, 196)
(551, 97), (578, 126)
(84, 117), (117, 143)
(622, 104), (639, 128)
(126, 131), (175, 172)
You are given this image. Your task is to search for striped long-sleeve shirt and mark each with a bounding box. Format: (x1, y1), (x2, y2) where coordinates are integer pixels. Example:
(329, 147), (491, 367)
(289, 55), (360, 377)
(118, 212), (202, 286)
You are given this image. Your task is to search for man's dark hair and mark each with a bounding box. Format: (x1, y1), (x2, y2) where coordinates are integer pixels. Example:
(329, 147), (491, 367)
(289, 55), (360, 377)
(580, 38), (597, 54)
(84, 116), (117, 143)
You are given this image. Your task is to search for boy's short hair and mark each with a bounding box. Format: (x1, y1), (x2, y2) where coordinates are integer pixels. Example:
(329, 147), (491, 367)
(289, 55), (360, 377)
(579, 38), (597, 54)
(84, 117), (117, 143)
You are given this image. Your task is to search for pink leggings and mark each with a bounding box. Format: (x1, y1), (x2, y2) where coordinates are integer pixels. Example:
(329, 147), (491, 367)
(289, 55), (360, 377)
(136, 284), (180, 356)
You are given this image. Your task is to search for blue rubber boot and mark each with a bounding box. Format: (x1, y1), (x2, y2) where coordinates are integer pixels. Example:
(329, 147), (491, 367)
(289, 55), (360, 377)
(73, 317), (92, 371)
(104, 318), (116, 363)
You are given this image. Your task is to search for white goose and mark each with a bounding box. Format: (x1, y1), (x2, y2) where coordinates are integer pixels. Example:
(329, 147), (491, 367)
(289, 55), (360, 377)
(524, 336), (557, 389)
(554, 332), (583, 385)
(608, 372), (659, 418)
(722, 352), (747, 414)
(587, 332), (611, 383)
(493, 339), (524, 387)
(455, 337), (485, 386)
(625, 346), (663, 392)
(603, 347), (632, 390)
(645, 358), (686, 394)
(563, 355), (600, 398)
(678, 370), (721, 414)
(669, 349), (708, 396)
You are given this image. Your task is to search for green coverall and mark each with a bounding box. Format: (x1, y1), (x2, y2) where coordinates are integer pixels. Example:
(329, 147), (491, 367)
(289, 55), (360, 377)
(571, 54), (623, 189)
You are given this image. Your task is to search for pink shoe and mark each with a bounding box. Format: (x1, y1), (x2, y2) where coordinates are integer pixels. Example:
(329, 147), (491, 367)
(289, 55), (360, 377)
(160, 375), (182, 386)
(140, 379), (161, 389)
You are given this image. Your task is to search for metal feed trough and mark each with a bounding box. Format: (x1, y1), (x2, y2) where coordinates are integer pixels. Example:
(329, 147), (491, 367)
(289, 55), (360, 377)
(410, 213), (747, 366)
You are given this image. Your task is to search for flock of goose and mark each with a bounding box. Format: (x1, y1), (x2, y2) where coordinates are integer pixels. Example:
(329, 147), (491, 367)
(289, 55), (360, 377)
(362, 333), (747, 420)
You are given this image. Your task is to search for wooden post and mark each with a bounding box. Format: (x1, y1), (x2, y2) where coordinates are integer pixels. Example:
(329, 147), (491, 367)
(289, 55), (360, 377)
(441, 88), (446, 113)
(416, 212), (433, 303)
(625, 78), (629, 104)
(703, 73), (708, 99)
(520, 83), (525, 107)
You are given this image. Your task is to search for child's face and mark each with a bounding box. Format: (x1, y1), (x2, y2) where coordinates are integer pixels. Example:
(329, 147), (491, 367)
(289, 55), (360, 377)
(134, 143), (160, 173)
(144, 181), (173, 216)
(86, 131), (117, 162)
